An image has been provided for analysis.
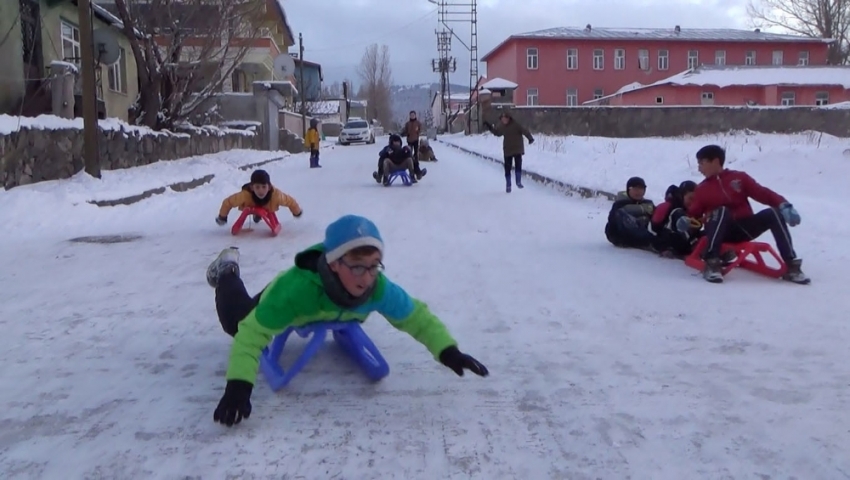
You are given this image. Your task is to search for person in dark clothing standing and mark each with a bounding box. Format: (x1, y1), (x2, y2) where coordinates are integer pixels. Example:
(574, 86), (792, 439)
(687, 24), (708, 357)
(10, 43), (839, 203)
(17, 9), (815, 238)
(400, 111), (426, 180)
(677, 145), (809, 284)
(605, 176), (657, 249)
(483, 111), (534, 193)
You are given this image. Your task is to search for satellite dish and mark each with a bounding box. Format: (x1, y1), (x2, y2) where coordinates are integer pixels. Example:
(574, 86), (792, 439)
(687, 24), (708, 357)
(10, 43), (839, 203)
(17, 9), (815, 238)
(273, 54), (296, 78)
(92, 28), (120, 65)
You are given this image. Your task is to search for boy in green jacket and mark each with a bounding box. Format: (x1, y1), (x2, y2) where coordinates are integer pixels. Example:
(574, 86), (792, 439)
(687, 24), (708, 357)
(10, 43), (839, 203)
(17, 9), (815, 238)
(206, 214), (489, 427)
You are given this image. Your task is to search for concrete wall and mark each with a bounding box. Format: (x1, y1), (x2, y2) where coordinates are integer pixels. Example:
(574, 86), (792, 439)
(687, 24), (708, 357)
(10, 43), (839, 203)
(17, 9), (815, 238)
(1, 121), (262, 189)
(482, 104), (850, 138)
(0, 1), (25, 114)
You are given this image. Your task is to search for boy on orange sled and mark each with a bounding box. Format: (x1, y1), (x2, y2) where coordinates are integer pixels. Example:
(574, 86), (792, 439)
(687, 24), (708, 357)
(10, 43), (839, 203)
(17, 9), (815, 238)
(216, 169), (303, 233)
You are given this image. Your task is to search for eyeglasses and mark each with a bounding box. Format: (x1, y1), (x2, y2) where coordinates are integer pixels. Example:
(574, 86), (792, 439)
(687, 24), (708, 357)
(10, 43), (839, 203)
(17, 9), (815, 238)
(339, 259), (384, 277)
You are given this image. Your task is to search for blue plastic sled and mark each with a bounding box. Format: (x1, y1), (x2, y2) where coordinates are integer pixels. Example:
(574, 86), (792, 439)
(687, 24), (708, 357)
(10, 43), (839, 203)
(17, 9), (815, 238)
(385, 170), (412, 186)
(259, 321), (390, 391)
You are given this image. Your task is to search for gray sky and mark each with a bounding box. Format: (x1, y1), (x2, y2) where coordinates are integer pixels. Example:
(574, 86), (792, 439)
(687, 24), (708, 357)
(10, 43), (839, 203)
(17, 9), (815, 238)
(284, 0), (752, 88)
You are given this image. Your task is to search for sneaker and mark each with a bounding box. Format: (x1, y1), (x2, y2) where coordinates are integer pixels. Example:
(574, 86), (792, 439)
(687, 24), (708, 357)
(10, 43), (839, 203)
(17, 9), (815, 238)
(206, 247), (240, 288)
(372, 171), (382, 184)
(417, 168), (427, 179)
(720, 249), (737, 266)
(702, 257), (723, 283)
(783, 258), (811, 285)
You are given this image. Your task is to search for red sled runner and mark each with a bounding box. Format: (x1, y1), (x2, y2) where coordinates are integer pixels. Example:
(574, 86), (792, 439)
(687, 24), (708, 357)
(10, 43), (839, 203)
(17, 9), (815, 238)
(685, 237), (787, 279)
(231, 207), (281, 236)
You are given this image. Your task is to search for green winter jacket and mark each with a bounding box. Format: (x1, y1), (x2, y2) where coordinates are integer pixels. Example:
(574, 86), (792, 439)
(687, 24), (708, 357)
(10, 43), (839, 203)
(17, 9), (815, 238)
(225, 244), (458, 383)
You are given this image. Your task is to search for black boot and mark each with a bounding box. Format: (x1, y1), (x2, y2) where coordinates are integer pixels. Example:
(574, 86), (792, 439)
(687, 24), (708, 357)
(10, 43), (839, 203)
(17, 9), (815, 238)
(505, 174), (511, 193)
(515, 170), (524, 189)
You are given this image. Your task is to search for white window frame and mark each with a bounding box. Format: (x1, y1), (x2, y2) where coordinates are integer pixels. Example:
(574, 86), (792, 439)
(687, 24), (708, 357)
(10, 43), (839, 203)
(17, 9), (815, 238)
(715, 50), (726, 65)
(566, 88), (578, 106)
(592, 49), (604, 70)
(655, 96), (664, 104)
(61, 20), (81, 65)
(657, 50), (669, 70)
(108, 47), (127, 94)
(780, 91), (795, 106)
(526, 87), (539, 106)
(614, 49), (625, 70)
(593, 88), (604, 100)
(701, 91), (714, 105)
(566, 48), (578, 70)
(745, 51), (756, 65)
(526, 48), (539, 70)
(798, 51), (809, 66)
(815, 91), (829, 105)
(638, 49), (649, 70)
(688, 50), (699, 69)
(772, 50), (784, 65)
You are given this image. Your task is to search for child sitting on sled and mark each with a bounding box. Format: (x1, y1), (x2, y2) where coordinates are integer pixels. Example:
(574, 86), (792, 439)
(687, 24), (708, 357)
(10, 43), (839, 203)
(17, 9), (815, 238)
(418, 137), (438, 162)
(206, 214), (489, 427)
(215, 169), (303, 226)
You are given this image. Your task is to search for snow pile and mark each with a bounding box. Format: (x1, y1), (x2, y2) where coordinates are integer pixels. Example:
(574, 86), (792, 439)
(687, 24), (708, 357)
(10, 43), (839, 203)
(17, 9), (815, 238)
(656, 65), (850, 89)
(0, 114), (257, 137)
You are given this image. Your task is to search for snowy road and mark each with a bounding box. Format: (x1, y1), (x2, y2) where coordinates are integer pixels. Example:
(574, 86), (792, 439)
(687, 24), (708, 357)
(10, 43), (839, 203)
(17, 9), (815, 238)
(1, 141), (848, 479)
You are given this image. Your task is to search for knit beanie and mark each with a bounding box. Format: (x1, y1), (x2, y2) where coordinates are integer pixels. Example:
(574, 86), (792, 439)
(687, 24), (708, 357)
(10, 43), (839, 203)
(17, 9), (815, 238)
(250, 169), (270, 185)
(323, 215), (384, 263)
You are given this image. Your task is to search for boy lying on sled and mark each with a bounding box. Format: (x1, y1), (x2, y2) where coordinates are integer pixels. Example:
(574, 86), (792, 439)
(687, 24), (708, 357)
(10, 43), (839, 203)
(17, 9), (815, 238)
(206, 214), (489, 427)
(215, 169), (303, 226)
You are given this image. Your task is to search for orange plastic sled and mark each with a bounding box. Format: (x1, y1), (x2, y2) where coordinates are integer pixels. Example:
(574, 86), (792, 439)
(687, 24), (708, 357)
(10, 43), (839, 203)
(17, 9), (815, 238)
(231, 207), (281, 236)
(684, 237), (787, 279)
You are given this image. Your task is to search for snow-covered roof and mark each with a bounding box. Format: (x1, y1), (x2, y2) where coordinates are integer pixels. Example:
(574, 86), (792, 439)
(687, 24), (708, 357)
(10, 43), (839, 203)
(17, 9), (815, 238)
(658, 65), (850, 88)
(584, 65), (850, 104)
(303, 100), (339, 115)
(514, 26), (833, 43)
(481, 78), (518, 90)
(479, 88), (492, 94)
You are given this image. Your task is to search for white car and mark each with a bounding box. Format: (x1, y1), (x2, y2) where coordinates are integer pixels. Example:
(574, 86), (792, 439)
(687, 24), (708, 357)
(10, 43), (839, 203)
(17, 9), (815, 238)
(339, 119), (375, 145)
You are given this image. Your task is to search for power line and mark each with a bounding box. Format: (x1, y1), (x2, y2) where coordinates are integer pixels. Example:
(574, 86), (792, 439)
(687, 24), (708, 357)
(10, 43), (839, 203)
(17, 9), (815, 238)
(305, 9), (437, 53)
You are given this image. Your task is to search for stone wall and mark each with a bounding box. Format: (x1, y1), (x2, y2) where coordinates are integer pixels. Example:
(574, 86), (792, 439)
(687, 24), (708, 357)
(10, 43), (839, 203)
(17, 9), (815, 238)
(482, 105), (850, 138)
(1, 122), (262, 189)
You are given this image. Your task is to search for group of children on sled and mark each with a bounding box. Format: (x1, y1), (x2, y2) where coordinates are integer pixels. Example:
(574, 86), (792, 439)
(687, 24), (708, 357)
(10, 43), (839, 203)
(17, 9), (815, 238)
(605, 144), (810, 285)
(371, 111), (438, 186)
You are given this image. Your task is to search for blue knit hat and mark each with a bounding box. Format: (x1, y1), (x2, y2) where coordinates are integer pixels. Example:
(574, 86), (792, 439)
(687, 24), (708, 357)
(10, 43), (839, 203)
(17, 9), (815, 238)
(323, 215), (384, 263)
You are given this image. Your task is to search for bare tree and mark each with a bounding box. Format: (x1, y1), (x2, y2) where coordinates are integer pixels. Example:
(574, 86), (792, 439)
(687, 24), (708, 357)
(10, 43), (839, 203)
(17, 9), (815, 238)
(322, 81), (342, 98)
(747, 0), (850, 64)
(110, 0), (268, 129)
(355, 43), (393, 127)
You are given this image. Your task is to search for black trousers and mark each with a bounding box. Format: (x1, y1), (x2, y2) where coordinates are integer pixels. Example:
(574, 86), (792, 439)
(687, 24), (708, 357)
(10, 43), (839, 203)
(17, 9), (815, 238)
(504, 155), (523, 176)
(215, 272), (261, 337)
(407, 140), (422, 174)
(702, 206), (797, 261)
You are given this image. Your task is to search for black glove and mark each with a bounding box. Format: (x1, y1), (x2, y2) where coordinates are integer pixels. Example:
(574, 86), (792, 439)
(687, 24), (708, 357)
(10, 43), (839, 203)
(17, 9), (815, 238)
(528, 137), (535, 144)
(294, 210), (303, 218)
(439, 346), (488, 377)
(215, 215), (227, 226)
(482, 121), (492, 130)
(213, 380), (253, 427)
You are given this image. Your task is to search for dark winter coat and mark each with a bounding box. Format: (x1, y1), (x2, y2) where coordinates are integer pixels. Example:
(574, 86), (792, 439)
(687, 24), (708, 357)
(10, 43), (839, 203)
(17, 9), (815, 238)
(487, 116), (534, 157)
(379, 145), (413, 165)
(604, 191), (656, 247)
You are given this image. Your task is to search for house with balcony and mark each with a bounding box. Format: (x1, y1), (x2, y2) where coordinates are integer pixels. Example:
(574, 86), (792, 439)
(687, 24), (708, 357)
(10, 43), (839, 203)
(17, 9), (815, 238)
(98, 0), (294, 94)
(584, 65), (850, 106)
(481, 25), (834, 106)
(0, 0), (139, 120)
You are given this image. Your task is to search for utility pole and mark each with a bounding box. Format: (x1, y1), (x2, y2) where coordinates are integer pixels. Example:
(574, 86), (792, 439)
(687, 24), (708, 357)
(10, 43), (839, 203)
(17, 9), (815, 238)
(431, 29), (454, 132)
(77, 0), (100, 177)
(298, 33), (307, 139)
(431, 0), (479, 134)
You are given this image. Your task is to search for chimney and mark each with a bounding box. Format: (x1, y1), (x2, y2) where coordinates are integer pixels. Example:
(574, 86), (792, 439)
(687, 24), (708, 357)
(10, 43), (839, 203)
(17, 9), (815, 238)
(674, 25), (681, 34)
(585, 24), (592, 32)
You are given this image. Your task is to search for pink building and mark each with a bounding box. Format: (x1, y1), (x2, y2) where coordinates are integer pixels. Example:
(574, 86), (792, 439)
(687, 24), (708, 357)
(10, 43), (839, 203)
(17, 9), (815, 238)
(585, 65), (850, 106)
(481, 25), (833, 106)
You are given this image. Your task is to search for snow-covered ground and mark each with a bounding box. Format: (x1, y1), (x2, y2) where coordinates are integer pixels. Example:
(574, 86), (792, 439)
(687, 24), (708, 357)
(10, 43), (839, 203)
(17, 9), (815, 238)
(1, 136), (848, 479)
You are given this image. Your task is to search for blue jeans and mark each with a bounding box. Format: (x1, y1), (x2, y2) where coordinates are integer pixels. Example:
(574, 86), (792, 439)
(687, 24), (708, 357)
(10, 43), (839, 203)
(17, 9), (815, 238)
(612, 209), (654, 247)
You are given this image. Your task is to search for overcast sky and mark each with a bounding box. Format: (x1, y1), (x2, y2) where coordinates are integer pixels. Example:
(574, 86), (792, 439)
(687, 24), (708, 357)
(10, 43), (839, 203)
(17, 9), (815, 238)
(284, 0), (754, 88)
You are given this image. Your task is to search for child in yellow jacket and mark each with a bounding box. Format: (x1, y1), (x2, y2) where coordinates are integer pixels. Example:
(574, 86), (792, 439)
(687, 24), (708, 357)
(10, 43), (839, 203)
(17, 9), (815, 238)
(216, 169), (303, 226)
(305, 118), (321, 168)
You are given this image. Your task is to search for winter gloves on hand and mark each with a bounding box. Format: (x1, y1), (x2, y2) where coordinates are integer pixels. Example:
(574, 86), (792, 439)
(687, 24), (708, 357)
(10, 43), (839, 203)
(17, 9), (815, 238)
(779, 203), (801, 226)
(676, 216), (701, 233)
(439, 346), (489, 377)
(214, 380), (253, 427)
(215, 215), (227, 226)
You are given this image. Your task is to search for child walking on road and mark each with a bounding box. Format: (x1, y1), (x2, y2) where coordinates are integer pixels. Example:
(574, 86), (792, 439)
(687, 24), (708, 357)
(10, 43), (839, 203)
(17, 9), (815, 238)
(483, 111), (534, 193)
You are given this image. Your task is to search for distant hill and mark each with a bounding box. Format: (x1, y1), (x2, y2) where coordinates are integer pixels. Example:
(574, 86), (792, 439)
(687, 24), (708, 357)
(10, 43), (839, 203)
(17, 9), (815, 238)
(390, 83), (467, 128)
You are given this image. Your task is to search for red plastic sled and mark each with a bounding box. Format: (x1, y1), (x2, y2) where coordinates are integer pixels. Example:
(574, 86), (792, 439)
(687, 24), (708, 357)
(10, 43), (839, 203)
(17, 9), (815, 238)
(231, 207), (281, 236)
(685, 237), (787, 279)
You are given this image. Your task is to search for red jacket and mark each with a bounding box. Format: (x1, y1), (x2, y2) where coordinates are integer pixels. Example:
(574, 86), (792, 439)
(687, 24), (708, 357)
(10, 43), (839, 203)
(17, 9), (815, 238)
(687, 169), (787, 220)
